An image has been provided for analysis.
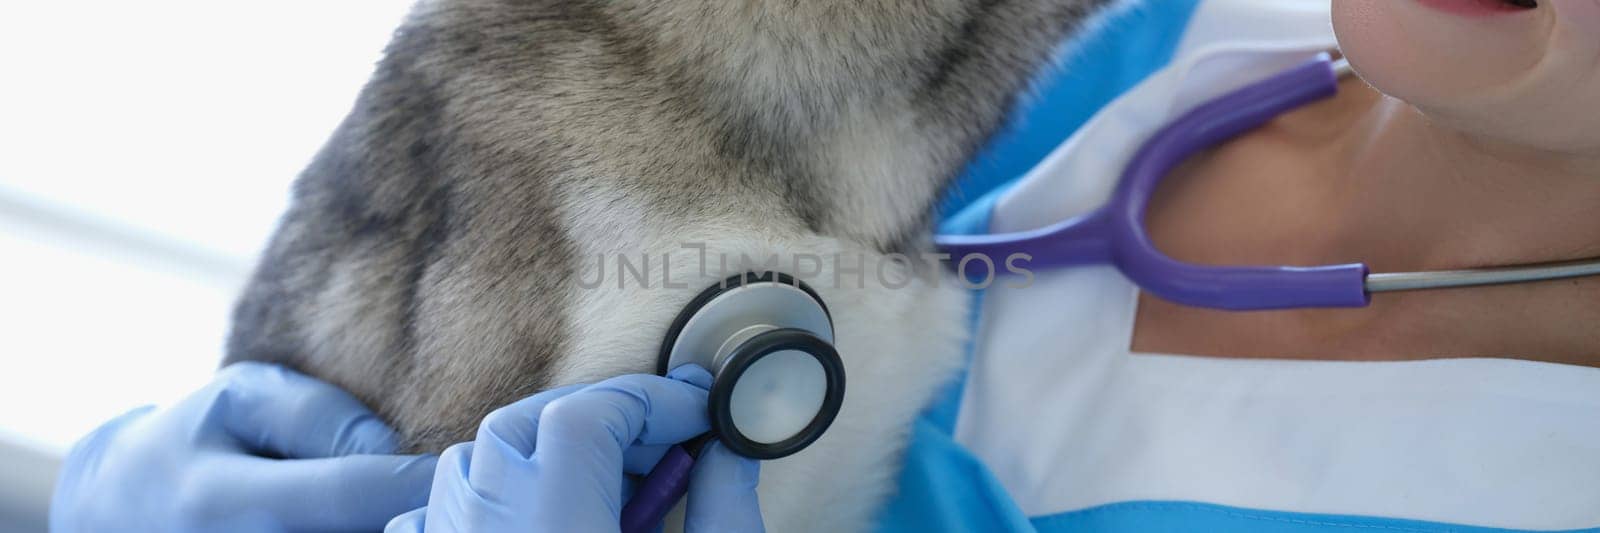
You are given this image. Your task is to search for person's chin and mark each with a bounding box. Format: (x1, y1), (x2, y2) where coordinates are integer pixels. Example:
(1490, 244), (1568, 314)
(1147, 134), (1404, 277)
(1335, 0), (1549, 106)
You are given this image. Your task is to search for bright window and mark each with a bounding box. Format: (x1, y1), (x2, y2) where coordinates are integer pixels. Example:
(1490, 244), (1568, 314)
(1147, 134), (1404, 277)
(0, 0), (414, 451)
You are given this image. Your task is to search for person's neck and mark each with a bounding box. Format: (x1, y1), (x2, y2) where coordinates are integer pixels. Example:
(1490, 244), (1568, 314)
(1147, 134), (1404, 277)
(1137, 77), (1600, 365)
(1313, 82), (1600, 274)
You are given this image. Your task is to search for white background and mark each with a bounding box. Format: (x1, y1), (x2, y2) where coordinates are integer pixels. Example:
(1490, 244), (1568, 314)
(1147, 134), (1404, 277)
(0, 0), (414, 455)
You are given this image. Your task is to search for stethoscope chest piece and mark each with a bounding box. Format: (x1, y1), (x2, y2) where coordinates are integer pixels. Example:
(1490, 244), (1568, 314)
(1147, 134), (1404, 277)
(658, 272), (844, 460)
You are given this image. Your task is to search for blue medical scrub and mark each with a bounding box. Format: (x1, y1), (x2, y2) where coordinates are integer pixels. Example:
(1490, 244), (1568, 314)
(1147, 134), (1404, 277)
(882, 2), (1600, 531)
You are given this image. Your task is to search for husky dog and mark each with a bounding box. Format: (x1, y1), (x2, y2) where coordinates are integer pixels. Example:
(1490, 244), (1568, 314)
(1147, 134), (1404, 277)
(227, 0), (1113, 530)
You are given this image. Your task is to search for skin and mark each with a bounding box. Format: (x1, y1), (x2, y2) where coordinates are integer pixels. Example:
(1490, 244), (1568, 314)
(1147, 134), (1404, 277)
(1132, 0), (1600, 365)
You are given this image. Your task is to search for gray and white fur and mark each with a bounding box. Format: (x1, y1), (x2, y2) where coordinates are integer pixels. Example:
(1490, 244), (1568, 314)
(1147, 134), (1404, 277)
(227, 1), (1113, 530)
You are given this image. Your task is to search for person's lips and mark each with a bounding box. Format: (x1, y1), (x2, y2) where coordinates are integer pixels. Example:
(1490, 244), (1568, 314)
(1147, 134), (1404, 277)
(1413, 0), (1539, 17)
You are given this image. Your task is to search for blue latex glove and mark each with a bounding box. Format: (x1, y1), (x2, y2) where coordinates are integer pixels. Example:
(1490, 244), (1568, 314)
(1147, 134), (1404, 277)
(50, 361), (438, 532)
(385, 366), (764, 532)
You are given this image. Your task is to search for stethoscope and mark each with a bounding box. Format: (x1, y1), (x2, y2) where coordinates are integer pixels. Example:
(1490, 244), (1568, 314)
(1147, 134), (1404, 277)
(623, 272), (844, 533)
(940, 53), (1600, 310)
(622, 53), (1600, 532)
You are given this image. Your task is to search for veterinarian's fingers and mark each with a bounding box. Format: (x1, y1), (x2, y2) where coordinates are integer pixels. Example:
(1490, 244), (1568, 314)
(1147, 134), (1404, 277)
(532, 374), (712, 524)
(624, 365), (712, 474)
(216, 361), (402, 458)
(384, 506), (427, 533)
(667, 364), (714, 389)
(686, 441), (764, 533)
(468, 383), (587, 493)
(418, 442), (521, 532)
(217, 453), (437, 531)
(542, 373), (713, 449)
(624, 443), (671, 474)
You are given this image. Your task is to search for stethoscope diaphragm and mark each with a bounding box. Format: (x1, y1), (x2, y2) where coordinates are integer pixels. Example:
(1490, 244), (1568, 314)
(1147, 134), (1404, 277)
(656, 272), (844, 459)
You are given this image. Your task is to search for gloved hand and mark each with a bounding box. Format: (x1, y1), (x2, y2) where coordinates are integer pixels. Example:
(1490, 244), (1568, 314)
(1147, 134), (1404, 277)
(385, 365), (764, 533)
(50, 361), (438, 532)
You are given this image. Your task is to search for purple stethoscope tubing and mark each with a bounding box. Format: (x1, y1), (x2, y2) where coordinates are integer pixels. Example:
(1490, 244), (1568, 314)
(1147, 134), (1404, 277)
(620, 440), (702, 533)
(937, 55), (1369, 311)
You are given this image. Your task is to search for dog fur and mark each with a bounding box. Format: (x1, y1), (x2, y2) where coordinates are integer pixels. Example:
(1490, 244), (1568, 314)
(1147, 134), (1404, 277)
(226, 0), (1113, 530)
